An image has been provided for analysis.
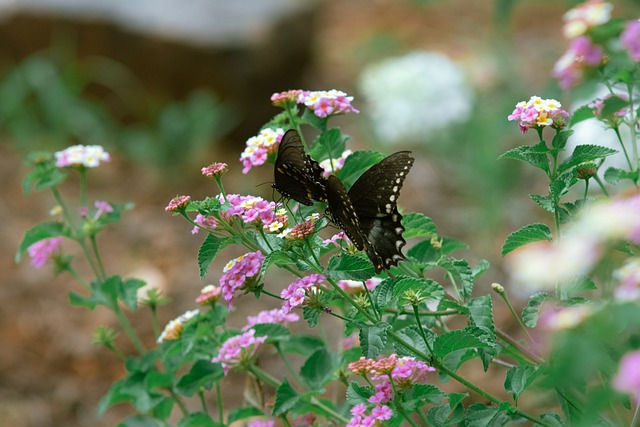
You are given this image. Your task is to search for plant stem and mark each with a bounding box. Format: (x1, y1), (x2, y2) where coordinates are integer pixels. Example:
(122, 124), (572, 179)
(593, 174), (611, 198)
(412, 304), (435, 355)
(613, 126), (635, 171)
(198, 390), (208, 414)
(90, 235), (106, 280)
(169, 388), (189, 415)
(215, 382), (224, 425)
(112, 304), (146, 355)
(494, 286), (537, 345)
(495, 327), (544, 365)
(275, 343), (305, 390)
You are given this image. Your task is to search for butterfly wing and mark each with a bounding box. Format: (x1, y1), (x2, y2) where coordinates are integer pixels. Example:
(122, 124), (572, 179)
(273, 129), (326, 205)
(347, 151), (414, 272)
(325, 175), (370, 253)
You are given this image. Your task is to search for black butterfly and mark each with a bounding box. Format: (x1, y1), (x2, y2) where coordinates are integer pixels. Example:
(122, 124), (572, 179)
(326, 152), (414, 273)
(272, 129), (327, 206)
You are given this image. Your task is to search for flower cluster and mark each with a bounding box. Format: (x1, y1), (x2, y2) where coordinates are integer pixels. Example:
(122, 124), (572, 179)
(165, 195), (191, 212)
(271, 89), (304, 107)
(278, 213), (320, 240)
(621, 20), (640, 62)
(247, 420), (275, 427)
(358, 51), (474, 144)
(322, 231), (349, 247)
(280, 274), (326, 313)
(561, 0), (612, 39)
(507, 96), (569, 134)
(613, 258), (640, 301)
(220, 251), (265, 309)
(506, 193), (640, 293)
(337, 277), (383, 294)
(240, 128), (284, 174)
(94, 201), (113, 218)
(347, 354), (434, 427)
(243, 308), (300, 330)
(54, 144), (111, 168)
(319, 150), (352, 177)
(588, 94), (628, 119)
(553, 36), (605, 89)
(223, 194), (288, 233)
(157, 309), (199, 343)
(191, 213), (218, 235)
(212, 328), (267, 374)
(613, 350), (640, 401)
(299, 90), (359, 118)
(195, 284), (222, 305)
(538, 304), (594, 330)
(201, 162), (228, 178)
(28, 237), (63, 269)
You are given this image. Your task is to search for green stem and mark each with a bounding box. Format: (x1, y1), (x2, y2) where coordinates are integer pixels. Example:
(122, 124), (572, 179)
(631, 399), (640, 427)
(215, 382), (224, 425)
(385, 307), (460, 316)
(67, 265), (90, 291)
(389, 375), (419, 427)
(411, 304), (435, 355)
(626, 82), (638, 176)
(417, 408), (429, 426)
(362, 283), (381, 321)
(90, 235), (106, 280)
(275, 343), (305, 390)
(198, 390), (208, 414)
(494, 286), (537, 345)
(150, 306), (160, 338)
(169, 388), (189, 415)
(112, 304), (146, 355)
(593, 174), (610, 198)
(260, 289), (285, 300)
(495, 328), (544, 365)
(613, 126), (635, 171)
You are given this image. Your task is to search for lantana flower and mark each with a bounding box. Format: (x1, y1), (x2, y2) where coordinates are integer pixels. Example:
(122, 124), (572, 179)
(553, 36), (605, 89)
(337, 278), (383, 294)
(278, 213), (320, 240)
(55, 144), (111, 168)
(319, 150), (352, 177)
(243, 308), (300, 330)
(219, 251), (265, 309)
(27, 237), (64, 269)
(280, 274), (326, 313)
(613, 258), (640, 301)
(507, 96), (569, 134)
(201, 162), (228, 178)
(240, 128), (284, 174)
(165, 195), (191, 212)
(298, 90), (359, 118)
(247, 420), (275, 427)
(621, 20), (640, 62)
(613, 350), (640, 401)
(212, 328), (267, 374)
(561, 0), (613, 39)
(195, 284), (222, 305)
(157, 309), (199, 343)
(191, 213), (218, 235)
(222, 194), (288, 233)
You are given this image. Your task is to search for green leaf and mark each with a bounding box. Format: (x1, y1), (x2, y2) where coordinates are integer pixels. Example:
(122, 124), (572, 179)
(550, 170), (578, 200)
(472, 259), (490, 280)
(302, 306), (322, 328)
(177, 413), (220, 427)
(300, 349), (341, 389)
(501, 223), (552, 256)
(529, 194), (555, 212)
(327, 255), (375, 281)
(468, 296), (495, 335)
(309, 128), (349, 160)
(539, 413), (565, 427)
(392, 276), (445, 302)
(272, 378), (300, 416)
(371, 278), (395, 310)
(279, 335), (325, 356)
(601, 95), (630, 118)
(569, 104), (596, 127)
(253, 323), (291, 344)
(121, 278), (146, 311)
(176, 360), (224, 396)
(449, 392), (469, 410)
(117, 415), (161, 427)
(604, 167), (638, 185)
(522, 292), (552, 327)
(260, 250), (293, 279)
(401, 384), (445, 411)
(433, 327), (492, 359)
(22, 155), (68, 195)
(464, 403), (505, 427)
(346, 382), (374, 406)
(498, 142), (550, 173)
(407, 240), (439, 263)
(558, 144), (617, 174)
(505, 365), (540, 403)
(561, 275), (596, 300)
(393, 326), (433, 357)
(402, 212), (437, 238)
(227, 407), (264, 424)
(300, 107), (327, 130)
(337, 150), (386, 188)
(359, 322), (390, 359)
(197, 234), (231, 279)
(551, 129), (572, 151)
(438, 258), (475, 299)
(16, 221), (70, 262)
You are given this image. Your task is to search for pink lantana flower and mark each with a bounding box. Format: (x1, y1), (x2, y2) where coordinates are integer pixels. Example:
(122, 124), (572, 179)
(222, 194), (288, 233)
(212, 328), (267, 374)
(507, 96), (569, 134)
(195, 284), (223, 305)
(201, 162), (228, 178)
(298, 90), (360, 118)
(240, 128), (284, 174)
(562, 0), (613, 39)
(27, 237), (64, 269)
(319, 150), (353, 177)
(612, 350), (640, 401)
(280, 274), (326, 313)
(191, 213), (218, 235)
(553, 36), (604, 89)
(165, 195), (191, 212)
(157, 309), (199, 343)
(243, 308), (300, 331)
(219, 251), (265, 309)
(621, 20), (640, 62)
(55, 144), (111, 168)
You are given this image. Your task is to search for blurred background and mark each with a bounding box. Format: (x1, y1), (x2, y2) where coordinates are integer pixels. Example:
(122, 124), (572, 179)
(1, 0), (639, 426)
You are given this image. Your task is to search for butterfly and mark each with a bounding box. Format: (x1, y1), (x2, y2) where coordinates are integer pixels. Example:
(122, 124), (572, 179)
(272, 129), (327, 206)
(325, 151), (414, 273)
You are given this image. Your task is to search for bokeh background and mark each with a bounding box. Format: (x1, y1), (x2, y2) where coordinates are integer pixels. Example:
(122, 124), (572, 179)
(1, 0), (639, 426)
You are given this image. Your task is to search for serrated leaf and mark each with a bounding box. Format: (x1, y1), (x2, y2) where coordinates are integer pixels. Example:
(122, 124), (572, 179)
(327, 254), (375, 281)
(359, 322), (390, 359)
(558, 144), (617, 174)
(337, 150), (386, 188)
(122, 278), (146, 311)
(197, 235), (231, 279)
(438, 258), (475, 299)
(272, 378), (300, 416)
(433, 328), (492, 358)
(501, 223), (552, 256)
(393, 326), (433, 358)
(227, 407), (264, 424)
(498, 142), (550, 173)
(16, 221), (70, 262)
(346, 382), (374, 406)
(550, 170), (578, 200)
(309, 128), (348, 160)
(540, 413), (565, 427)
(427, 404), (452, 425)
(371, 278), (395, 310)
(551, 129), (572, 151)
(407, 239), (439, 263)
(176, 360), (224, 396)
(302, 306), (322, 328)
(464, 403), (502, 427)
(279, 335), (325, 356)
(472, 259), (490, 280)
(252, 323), (291, 343)
(529, 194), (555, 212)
(468, 296), (495, 336)
(177, 413), (220, 427)
(300, 107), (327, 130)
(569, 104), (596, 127)
(505, 365), (540, 403)
(300, 349), (340, 389)
(402, 212), (437, 238)
(561, 275), (596, 300)
(449, 392), (468, 410)
(117, 415), (161, 427)
(401, 384), (445, 410)
(601, 95), (629, 118)
(522, 292), (552, 327)
(604, 167), (638, 185)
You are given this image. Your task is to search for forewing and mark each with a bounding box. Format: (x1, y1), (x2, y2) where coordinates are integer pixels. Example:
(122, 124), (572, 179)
(325, 175), (368, 251)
